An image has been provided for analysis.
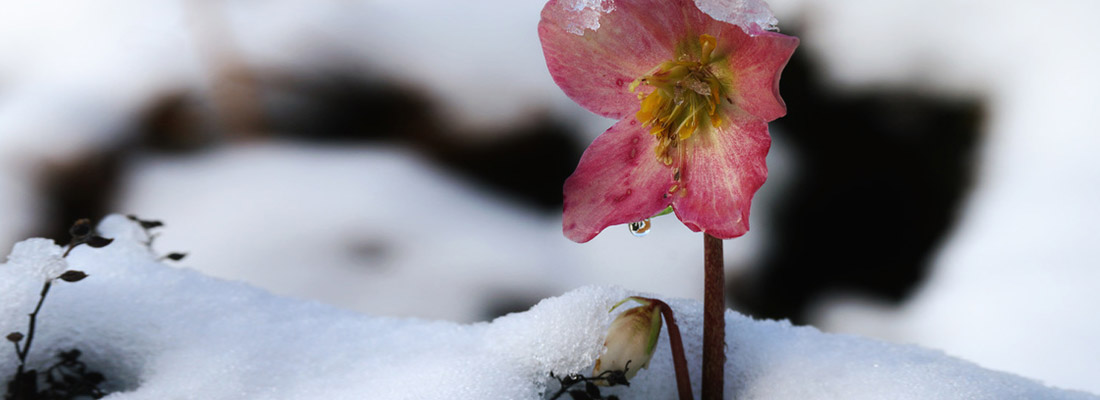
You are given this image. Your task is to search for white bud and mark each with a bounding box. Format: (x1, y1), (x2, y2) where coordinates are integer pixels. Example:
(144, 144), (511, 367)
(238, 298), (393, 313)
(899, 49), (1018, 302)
(593, 297), (663, 382)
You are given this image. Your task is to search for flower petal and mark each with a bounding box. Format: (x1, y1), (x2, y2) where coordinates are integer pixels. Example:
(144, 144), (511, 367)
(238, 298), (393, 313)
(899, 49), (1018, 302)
(713, 28), (799, 122)
(672, 110), (770, 238)
(564, 118), (675, 243)
(539, 0), (701, 119)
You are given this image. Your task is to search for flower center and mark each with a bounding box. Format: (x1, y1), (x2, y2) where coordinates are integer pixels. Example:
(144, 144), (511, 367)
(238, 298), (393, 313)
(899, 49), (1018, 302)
(630, 34), (729, 166)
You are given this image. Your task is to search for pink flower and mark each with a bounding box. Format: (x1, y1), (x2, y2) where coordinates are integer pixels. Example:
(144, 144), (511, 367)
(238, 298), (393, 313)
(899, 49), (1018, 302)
(539, 0), (798, 243)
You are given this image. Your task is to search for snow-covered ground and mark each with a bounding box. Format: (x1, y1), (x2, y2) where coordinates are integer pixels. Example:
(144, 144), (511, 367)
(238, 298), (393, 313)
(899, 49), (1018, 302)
(0, 215), (1094, 399)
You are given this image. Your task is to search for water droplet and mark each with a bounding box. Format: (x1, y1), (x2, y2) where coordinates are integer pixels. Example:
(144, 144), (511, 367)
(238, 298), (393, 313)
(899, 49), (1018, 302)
(628, 219), (652, 237)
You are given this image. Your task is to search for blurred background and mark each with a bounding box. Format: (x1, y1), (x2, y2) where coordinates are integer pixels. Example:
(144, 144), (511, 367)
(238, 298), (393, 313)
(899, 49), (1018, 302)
(1, 0), (1097, 394)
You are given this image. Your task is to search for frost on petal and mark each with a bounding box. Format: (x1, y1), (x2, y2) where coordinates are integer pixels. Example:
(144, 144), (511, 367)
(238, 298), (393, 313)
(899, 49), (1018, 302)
(694, 0), (779, 35)
(563, 119), (675, 243)
(560, 0), (616, 35)
(539, 0), (695, 119)
(5, 238), (68, 281)
(672, 112), (770, 239)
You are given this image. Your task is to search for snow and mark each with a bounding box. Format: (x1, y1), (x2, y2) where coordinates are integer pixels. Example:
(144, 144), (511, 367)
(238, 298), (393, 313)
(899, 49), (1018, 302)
(4, 238), (68, 281)
(695, 0), (779, 34)
(558, 0), (616, 35)
(0, 0), (197, 160)
(0, 215), (1093, 399)
(115, 144), (563, 321)
(555, 0), (780, 37)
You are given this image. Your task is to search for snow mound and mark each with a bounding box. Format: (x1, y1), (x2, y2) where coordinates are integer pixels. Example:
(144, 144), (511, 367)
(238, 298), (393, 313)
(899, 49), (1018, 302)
(4, 238), (67, 281)
(0, 215), (1093, 399)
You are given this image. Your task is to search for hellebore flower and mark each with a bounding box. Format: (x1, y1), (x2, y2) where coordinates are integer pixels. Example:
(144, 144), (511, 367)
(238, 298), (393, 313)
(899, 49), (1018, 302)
(539, 0), (798, 242)
(593, 297), (664, 381)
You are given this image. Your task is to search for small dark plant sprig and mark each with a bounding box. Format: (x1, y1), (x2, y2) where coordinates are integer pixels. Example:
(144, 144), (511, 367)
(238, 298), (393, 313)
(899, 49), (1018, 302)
(62, 219), (113, 257)
(6, 219), (111, 400)
(548, 361), (631, 400)
(126, 215), (187, 262)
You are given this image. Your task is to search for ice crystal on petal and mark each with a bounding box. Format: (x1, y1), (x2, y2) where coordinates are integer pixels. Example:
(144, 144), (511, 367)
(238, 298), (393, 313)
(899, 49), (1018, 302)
(694, 0), (779, 34)
(562, 0), (616, 35)
(6, 238), (68, 281)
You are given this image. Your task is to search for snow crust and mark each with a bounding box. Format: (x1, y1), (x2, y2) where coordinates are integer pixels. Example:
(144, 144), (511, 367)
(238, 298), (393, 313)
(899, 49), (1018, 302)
(4, 238), (67, 282)
(0, 215), (1093, 399)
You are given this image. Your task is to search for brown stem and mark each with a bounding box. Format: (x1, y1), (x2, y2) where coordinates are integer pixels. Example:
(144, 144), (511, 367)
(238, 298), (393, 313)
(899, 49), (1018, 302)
(647, 298), (694, 400)
(16, 281), (52, 376)
(702, 234), (725, 399)
(62, 242), (77, 258)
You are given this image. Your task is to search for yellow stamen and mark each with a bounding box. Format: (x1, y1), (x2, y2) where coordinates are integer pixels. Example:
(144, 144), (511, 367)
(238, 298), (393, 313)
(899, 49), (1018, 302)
(630, 34), (731, 166)
(699, 34), (716, 64)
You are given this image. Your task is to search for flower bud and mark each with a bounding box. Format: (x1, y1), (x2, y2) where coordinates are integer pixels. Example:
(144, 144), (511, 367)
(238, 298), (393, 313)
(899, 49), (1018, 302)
(593, 297), (663, 382)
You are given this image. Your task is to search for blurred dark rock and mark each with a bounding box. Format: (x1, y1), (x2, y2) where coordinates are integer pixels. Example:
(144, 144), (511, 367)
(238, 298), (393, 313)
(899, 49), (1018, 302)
(430, 115), (582, 211)
(730, 44), (984, 324)
(261, 73), (583, 212)
(262, 73), (440, 143)
(36, 152), (123, 244)
(135, 93), (218, 152)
